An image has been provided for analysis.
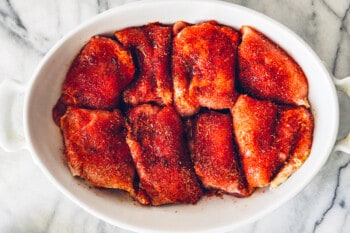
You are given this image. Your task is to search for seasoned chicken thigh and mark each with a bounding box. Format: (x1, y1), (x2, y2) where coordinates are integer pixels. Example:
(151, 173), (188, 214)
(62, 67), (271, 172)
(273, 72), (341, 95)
(126, 104), (203, 205)
(172, 21), (239, 116)
(238, 26), (309, 107)
(231, 95), (313, 188)
(60, 36), (135, 110)
(60, 107), (150, 204)
(232, 95), (281, 188)
(115, 23), (173, 106)
(189, 110), (251, 196)
(270, 106), (314, 188)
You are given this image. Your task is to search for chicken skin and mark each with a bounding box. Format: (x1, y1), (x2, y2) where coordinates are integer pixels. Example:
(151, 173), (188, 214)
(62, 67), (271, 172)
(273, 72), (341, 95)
(270, 106), (314, 188)
(238, 26), (309, 107)
(231, 95), (313, 188)
(126, 104), (203, 205)
(115, 23), (173, 106)
(59, 107), (151, 204)
(189, 110), (251, 197)
(60, 36), (135, 110)
(172, 21), (239, 116)
(232, 95), (281, 188)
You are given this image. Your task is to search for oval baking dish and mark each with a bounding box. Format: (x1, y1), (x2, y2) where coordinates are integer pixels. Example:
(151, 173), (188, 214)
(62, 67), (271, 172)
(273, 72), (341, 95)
(1, 1), (350, 233)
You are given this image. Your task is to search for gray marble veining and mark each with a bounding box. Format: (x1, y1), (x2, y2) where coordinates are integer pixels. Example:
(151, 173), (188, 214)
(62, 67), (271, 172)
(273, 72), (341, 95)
(0, 0), (350, 233)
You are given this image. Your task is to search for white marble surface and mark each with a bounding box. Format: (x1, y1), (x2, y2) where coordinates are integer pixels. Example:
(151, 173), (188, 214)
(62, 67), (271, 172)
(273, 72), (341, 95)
(0, 0), (350, 232)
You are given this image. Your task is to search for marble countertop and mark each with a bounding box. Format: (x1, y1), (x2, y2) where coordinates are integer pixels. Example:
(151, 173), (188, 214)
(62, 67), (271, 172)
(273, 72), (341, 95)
(1, 0), (350, 232)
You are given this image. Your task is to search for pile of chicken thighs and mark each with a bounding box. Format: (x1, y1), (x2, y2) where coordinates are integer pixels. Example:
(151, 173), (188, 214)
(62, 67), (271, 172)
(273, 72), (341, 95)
(53, 21), (314, 206)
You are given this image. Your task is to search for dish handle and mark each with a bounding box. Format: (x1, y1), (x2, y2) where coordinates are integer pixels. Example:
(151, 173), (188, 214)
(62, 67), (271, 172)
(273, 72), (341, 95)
(333, 76), (350, 153)
(0, 79), (27, 152)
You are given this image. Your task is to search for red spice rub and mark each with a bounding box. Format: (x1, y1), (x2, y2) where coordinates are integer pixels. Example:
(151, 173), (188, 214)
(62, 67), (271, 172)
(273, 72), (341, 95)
(126, 104), (203, 205)
(231, 95), (313, 188)
(172, 21), (240, 116)
(189, 110), (251, 197)
(115, 23), (173, 106)
(60, 107), (150, 204)
(238, 26), (309, 107)
(53, 21), (314, 205)
(60, 36), (135, 110)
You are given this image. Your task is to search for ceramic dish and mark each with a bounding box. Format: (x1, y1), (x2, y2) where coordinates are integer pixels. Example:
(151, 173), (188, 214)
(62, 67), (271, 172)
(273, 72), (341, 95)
(1, 0), (350, 232)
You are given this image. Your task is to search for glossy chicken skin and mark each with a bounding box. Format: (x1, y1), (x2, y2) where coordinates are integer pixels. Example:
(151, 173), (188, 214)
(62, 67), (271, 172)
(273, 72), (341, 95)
(172, 21), (239, 116)
(59, 107), (152, 203)
(231, 95), (313, 188)
(115, 23), (173, 106)
(189, 110), (251, 196)
(126, 104), (203, 205)
(238, 26), (309, 107)
(60, 36), (135, 109)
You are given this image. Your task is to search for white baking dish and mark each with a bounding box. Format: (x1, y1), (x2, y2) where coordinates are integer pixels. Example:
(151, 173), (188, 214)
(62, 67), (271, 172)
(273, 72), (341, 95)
(1, 0), (350, 232)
